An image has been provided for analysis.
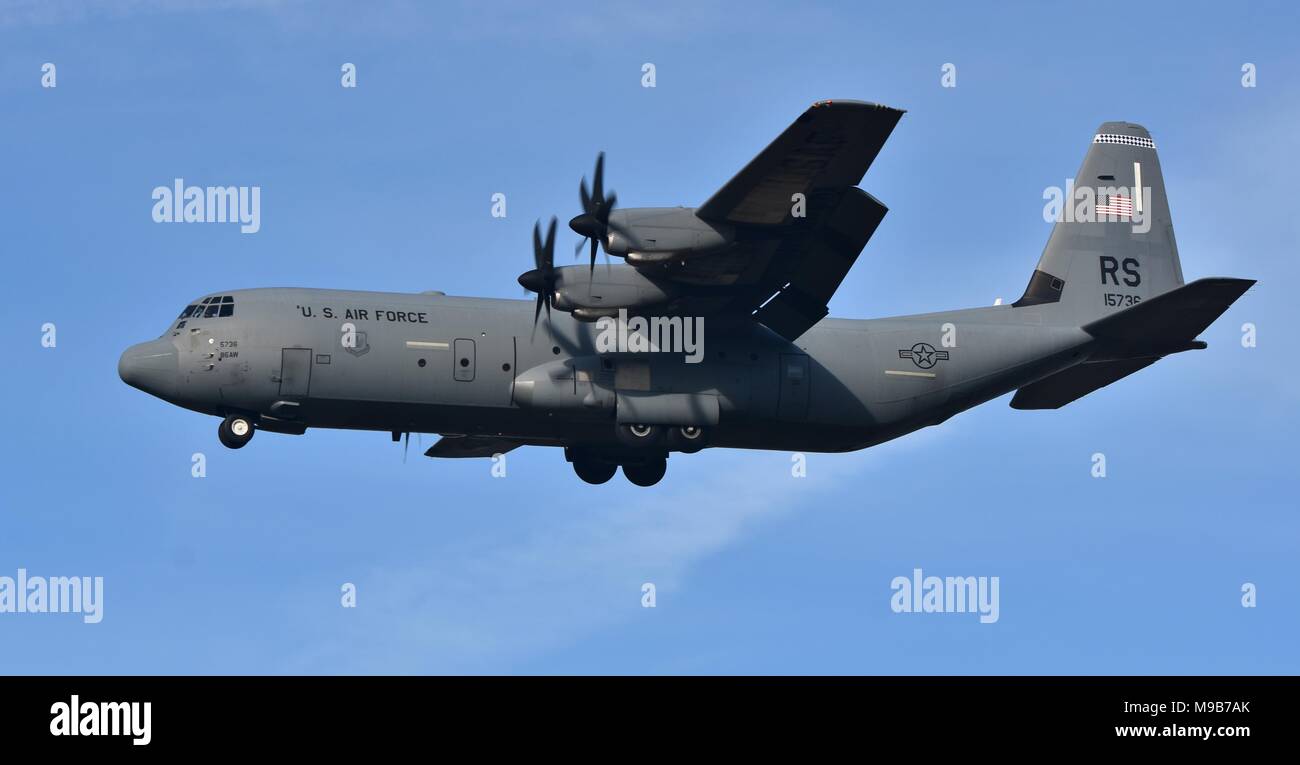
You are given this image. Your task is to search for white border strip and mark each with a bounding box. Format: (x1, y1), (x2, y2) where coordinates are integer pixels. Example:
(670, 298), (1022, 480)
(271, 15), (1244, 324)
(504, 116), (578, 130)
(1093, 133), (1156, 149)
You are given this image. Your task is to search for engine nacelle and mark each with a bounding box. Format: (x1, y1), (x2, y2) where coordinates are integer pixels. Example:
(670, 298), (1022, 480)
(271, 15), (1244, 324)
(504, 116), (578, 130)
(604, 207), (734, 263)
(551, 264), (680, 320)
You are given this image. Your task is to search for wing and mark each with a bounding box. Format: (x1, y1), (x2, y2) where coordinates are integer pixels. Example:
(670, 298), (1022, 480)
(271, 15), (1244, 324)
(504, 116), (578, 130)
(666, 100), (903, 340)
(747, 185), (889, 340)
(696, 99), (902, 226)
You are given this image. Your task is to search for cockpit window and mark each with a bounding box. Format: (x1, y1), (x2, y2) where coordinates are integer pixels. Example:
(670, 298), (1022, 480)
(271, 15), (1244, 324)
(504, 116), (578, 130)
(177, 297), (236, 323)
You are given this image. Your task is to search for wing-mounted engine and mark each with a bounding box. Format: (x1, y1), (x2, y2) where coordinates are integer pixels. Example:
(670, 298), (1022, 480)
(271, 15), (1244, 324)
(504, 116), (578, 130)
(519, 102), (903, 336)
(517, 217), (692, 322)
(603, 207), (735, 264)
(549, 263), (682, 321)
(566, 153), (738, 269)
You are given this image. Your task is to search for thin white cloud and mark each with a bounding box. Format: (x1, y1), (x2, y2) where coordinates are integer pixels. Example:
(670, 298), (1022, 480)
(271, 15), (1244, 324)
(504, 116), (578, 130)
(277, 416), (972, 674)
(284, 447), (871, 673)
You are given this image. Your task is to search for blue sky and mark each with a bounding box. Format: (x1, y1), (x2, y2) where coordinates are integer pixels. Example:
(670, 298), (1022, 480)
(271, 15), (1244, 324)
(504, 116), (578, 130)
(0, 0), (1296, 674)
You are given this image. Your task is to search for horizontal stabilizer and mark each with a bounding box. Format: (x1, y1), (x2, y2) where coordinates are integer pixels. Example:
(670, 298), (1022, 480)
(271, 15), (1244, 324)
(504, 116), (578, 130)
(425, 435), (522, 459)
(1012, 277), (1253, 409)
(1082, 277), (1255, 358)
(1010, 358), (1156, 409)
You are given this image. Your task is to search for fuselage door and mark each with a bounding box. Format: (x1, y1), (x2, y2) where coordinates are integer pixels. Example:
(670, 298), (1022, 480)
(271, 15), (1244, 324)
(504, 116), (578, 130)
(186, 327), (216, 368)
(454, 338), (476, 382)
(778, 353), (810, 420)
(279, 348), (313, 398)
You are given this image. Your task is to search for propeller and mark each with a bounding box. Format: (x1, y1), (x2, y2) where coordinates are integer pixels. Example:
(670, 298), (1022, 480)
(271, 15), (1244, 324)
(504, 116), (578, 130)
(517, 217), (558, 330)
(569, 152), (630, 272)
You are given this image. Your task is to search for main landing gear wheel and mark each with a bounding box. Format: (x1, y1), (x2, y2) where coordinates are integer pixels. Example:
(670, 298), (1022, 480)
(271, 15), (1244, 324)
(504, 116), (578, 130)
(573, 459), (618, 485)
(218, 415), (255, 449)
(668, 425), (708, 453)
(616, 423), (665, 449)
(622, 457), (667, 487)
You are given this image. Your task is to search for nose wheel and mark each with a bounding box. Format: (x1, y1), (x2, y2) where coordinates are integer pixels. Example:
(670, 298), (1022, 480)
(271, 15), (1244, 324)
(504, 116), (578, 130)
(218, 415), (255, 449)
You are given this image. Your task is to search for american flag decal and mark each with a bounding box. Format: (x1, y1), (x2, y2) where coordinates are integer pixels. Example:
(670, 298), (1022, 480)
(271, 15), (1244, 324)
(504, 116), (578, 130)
(1096, 194), (1133, 218)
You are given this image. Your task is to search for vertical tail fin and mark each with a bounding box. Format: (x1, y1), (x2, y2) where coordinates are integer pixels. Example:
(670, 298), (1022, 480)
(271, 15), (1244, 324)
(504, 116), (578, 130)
(1015, 123), (1184, 325)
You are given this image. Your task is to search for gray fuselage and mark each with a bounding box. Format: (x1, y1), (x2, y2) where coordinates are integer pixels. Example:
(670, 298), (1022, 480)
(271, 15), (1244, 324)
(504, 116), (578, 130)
(120, 287), (1093, 453)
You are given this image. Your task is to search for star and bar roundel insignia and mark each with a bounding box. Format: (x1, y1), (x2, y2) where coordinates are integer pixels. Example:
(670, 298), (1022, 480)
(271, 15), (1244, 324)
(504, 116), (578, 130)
(898, 342), (950, 370)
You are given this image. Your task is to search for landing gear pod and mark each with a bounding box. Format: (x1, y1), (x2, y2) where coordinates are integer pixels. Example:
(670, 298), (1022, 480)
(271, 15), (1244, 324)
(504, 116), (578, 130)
(615, 391), (719, 428)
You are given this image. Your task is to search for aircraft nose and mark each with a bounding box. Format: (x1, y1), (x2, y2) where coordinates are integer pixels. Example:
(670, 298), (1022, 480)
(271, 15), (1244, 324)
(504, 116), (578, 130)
(118, 339), (178, 398)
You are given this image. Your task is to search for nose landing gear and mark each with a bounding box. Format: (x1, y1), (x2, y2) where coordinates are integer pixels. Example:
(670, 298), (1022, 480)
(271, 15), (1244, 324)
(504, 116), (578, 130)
(218, 414), (255, 449)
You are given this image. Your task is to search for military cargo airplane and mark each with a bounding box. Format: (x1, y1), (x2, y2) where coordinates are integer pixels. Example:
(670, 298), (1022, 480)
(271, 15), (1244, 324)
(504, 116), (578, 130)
(119, 100), (1252, 486)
